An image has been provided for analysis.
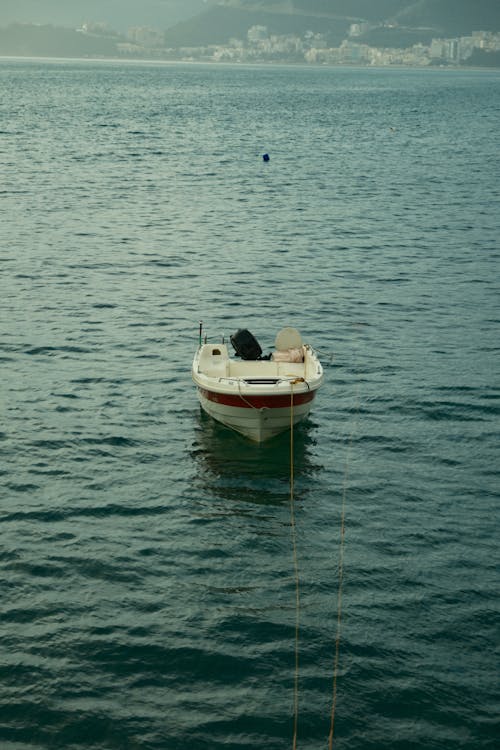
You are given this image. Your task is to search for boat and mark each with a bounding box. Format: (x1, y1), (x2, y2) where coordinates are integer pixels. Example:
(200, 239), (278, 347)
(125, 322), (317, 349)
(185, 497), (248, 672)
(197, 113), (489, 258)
(192, 325), (324, 442)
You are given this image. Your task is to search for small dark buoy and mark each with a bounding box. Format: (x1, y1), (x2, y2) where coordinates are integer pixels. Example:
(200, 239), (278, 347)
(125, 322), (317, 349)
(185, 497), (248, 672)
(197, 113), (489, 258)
(263, 153), (270, 162)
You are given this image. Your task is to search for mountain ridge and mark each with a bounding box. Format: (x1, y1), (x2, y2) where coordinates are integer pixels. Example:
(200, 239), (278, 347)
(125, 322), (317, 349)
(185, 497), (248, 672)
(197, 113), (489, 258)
(1, 0), (499, 64)
(2, 2), (500, 46)
(164, 0), (500, 47)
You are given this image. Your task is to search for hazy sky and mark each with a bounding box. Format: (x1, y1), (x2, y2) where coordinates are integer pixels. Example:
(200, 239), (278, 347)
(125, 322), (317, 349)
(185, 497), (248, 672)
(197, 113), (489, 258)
(0, 1), (210, 30)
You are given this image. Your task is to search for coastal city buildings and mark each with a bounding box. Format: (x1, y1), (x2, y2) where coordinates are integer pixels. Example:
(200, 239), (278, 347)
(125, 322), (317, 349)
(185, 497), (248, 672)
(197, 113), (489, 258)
(106, 25), (500, 66)
(3, 21), (495, 66)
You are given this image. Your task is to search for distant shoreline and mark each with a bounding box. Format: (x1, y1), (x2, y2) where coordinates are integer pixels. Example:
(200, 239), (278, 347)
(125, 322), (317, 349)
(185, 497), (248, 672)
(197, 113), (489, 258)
(1, 54), (500, 72)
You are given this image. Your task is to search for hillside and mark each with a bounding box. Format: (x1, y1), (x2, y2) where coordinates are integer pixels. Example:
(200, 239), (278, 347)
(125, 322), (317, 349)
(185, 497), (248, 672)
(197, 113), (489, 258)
(392, 0), (500, 35)
(163, 5), (351, 48)
(0, 24), (118, 57)
(164, 0), (500, 48)
(164, 2), (406, 47)
(1, 0), (499, 63)
(237, 1), (409, 21)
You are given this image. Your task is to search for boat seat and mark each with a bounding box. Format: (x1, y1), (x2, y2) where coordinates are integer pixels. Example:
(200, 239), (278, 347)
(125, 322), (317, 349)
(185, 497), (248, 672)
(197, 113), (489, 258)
(275, 362), (304, 377)
(272, 347), (304, 363)
(228, 360), (305, 379)
(198, 344), (230, 377)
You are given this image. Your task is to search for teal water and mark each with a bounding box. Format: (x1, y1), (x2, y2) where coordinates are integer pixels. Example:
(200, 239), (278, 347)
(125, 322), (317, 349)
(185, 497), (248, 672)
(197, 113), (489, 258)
(1, 59), (499, 749)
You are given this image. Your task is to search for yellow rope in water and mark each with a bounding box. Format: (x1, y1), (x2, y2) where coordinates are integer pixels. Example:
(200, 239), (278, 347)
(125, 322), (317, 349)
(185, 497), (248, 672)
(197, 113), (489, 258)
(289, 382), (300, 750)
(328, 481), (346, 750)
(328, 388), (359, 749)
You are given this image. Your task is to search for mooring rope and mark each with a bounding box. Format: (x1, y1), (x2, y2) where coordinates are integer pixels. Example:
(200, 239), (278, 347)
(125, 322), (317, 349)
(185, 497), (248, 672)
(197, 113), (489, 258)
(289, 381), (300, 750)
(328, 386), (359, 749)
(285, 348), (358, 749)
(237, 378), (258, 410)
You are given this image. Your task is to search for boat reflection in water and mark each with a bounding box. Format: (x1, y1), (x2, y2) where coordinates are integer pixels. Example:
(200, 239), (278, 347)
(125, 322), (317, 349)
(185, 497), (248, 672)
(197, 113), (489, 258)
(191, 406), (321, 511)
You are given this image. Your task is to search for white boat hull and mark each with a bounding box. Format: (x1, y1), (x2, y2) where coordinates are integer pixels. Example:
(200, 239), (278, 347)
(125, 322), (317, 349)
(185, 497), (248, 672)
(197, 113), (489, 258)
(197, 385), (316, 443)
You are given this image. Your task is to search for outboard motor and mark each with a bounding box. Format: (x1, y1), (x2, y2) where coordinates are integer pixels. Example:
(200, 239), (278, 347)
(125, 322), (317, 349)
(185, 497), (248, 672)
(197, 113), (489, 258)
(230, 329), (262, 360)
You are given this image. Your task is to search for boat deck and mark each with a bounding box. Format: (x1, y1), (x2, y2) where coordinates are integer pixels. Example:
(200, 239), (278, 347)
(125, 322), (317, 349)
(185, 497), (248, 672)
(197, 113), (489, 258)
(227, 360), (305, 379)
(196, 344), (315, 381)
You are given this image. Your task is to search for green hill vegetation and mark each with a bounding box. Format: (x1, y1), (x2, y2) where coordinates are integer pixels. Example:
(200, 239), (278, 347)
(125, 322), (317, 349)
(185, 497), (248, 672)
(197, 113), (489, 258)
(393, 0), (500, 35)
(163, 5), (351, 48)
(0, 24), (118, 57)
(164, 0), (500, 48)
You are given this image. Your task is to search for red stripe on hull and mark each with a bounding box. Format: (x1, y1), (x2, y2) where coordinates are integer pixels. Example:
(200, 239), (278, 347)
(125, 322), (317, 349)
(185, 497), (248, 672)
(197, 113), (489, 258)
(198, 387), (316, 410)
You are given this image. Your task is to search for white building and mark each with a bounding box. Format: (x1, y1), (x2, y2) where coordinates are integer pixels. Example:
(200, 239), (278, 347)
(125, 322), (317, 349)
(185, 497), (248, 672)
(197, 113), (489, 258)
(247, 26), (268, 44)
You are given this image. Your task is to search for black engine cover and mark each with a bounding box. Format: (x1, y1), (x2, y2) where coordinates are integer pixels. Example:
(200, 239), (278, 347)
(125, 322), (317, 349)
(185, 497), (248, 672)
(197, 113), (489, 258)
(230, 329), (262, 360)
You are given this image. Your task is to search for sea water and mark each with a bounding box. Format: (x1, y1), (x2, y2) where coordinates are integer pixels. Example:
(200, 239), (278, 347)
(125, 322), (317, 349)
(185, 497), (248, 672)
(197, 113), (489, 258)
(1, 59), (499, 749)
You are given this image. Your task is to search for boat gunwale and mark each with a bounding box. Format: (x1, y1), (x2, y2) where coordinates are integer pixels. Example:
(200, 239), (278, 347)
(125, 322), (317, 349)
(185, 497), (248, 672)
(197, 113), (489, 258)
(192, 370), (322, 396)
(192, 344), (323, 397)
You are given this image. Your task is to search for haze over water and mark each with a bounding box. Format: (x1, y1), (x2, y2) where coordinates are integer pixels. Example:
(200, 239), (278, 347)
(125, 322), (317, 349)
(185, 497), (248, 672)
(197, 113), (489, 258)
(1, 59), (499, 749)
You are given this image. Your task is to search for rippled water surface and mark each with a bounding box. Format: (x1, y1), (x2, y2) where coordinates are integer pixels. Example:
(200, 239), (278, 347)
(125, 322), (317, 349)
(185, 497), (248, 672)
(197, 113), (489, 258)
(1, 59), (499, 749)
